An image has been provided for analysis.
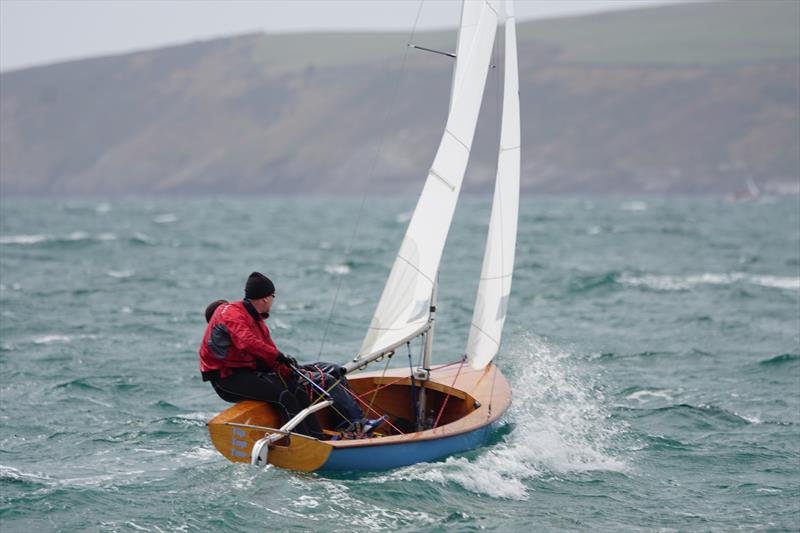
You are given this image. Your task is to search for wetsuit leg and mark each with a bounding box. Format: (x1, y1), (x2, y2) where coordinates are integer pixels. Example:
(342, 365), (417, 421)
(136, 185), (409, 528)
(302, 372), (363, 426)
(210, 371), (323, 438)
(326, 376), (363, 422)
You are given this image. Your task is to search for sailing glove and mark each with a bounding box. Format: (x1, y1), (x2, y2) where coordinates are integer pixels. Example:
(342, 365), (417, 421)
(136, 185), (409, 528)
(277, 352), (298, 368)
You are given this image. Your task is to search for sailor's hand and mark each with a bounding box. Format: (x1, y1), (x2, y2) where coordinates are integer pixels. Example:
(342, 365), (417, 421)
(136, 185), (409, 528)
(277, 352), (299, 368)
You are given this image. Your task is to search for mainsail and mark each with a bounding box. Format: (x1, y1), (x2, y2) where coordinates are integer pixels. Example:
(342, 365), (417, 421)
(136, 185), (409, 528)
(466, 0), (520, 370)
(358, 1), (500, 361)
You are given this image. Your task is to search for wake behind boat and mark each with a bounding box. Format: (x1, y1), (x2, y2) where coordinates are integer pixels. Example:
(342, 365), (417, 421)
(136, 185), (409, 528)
(208, 0), (520, 472)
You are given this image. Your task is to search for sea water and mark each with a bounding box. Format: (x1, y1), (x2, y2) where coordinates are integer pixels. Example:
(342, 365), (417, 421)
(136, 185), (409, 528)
(0, 196), (798, 532)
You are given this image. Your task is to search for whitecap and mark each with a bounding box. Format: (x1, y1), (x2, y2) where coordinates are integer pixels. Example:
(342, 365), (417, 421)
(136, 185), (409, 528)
(0, 465), (53, 485)
(688, 273), (741, 285)
(97, 233), (117, 241)
(107, 270), (133, 279)
(181, 445), (219, 461)
(66, 231), (89, 241)
(626, 389), (673, 402)
(619, 273), (691, 291)
(620, 272), (800, 292)
(33, 334), (72, 344)
(324, 264), (350, 275)
(153, 213), (178, 224)
(749, 275), (800, 290)
(175, 412), (216, 422)
(395, 211), (412, 223)
(292, 495), (321, 509)
(292, 479), (436, 527)
(0, 234), (47, 245)
(737, 413), (762, 424)
(391, 456), (529, 499)
(95, 203), (112, 214)
(271, 318), (291, 330)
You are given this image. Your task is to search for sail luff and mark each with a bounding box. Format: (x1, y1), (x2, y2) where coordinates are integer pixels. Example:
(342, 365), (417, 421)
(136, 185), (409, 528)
(358, 1), (499, 360)
(465, 0), (520, 370)
(449, 1), (483, 114)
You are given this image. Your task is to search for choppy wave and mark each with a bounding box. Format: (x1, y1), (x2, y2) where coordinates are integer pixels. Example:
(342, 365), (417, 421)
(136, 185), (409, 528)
(32, 334), (73, 345)
(619, 272), (800, 291)
(0, 234), (48, 245)
(324, 264), (351, 275)
(0, 232), (118, 246)
(288, 478), (437, 529)
(759, 353), (799, 366)
(625, 389), (674, 402)
(625, 403), (753, 427)
(0, 465), (53, 487)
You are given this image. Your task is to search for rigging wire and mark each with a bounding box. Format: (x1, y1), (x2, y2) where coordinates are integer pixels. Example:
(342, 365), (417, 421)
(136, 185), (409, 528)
(316, 0), (427, 359)
(432, 355), (467, 428)
(407, 342), (419, 426)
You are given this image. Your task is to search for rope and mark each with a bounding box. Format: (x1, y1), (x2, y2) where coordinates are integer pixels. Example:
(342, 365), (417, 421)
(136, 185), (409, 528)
(341, 385), (406, 435)
(432, 356), (467, 428)
(367, 352), (393, 416)
(316, 0), (427, 358)
(354, 358), (464, 398)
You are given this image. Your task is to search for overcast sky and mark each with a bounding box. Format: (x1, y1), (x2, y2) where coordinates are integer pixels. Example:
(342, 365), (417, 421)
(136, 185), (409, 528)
(1, 0), (680, 73)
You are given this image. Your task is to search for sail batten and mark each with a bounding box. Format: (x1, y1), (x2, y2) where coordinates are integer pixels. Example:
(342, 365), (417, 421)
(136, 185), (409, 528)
(466, 0), (520, 370)
(358, 0), (500, 360)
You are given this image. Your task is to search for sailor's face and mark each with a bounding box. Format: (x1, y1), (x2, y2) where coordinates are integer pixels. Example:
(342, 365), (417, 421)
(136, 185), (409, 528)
(257, 293), (275, 314)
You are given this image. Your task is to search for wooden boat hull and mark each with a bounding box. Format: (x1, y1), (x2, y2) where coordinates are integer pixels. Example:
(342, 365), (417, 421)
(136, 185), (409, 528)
(207, 362), (511, 472)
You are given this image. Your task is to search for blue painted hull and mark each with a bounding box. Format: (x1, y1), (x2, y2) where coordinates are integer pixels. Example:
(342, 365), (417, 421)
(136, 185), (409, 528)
(319, 422), (497, 471)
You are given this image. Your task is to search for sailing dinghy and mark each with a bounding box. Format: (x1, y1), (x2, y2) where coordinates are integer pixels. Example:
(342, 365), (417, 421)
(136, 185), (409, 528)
(208, 0), (520, 472)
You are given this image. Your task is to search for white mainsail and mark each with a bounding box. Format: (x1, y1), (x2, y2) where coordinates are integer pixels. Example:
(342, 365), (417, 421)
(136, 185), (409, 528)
(466, 0), (520, 370)
(358, 0), (500, 360)
(449, 0), (484, 114)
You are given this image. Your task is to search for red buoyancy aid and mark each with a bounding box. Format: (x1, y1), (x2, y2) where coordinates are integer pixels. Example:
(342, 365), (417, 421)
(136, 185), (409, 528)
(199, 301), (289, 380)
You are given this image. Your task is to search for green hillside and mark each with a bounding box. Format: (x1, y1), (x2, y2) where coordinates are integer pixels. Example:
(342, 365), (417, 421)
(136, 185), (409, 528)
(520, 0), (800, 65)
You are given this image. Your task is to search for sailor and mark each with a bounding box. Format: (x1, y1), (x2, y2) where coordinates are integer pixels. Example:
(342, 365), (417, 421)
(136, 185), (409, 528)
(200, 274), (381, 438)
(199, 272), (324, 438)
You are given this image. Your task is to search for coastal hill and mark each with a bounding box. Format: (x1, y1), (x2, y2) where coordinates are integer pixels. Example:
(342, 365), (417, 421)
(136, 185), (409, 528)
(1, 0), (798, 196)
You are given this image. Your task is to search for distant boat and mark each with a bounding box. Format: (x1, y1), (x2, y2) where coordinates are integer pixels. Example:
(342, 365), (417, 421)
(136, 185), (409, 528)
(208, 0), (519, 471)
(727, 178), (761, 202)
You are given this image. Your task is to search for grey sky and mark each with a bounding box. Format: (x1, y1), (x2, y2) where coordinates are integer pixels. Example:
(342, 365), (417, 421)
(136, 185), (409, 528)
(1, 0), (680, 72)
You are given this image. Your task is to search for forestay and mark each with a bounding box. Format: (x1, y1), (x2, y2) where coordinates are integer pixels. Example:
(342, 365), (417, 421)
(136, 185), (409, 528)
(466, 0), (520, 370)
(358, 1), (500, 361)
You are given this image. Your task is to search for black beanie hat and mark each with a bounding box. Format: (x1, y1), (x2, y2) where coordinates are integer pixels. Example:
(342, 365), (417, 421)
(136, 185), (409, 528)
(245, 272), (275, 300)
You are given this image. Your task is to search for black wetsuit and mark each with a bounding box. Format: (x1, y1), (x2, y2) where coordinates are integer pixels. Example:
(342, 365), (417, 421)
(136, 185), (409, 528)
(210, 370), (324, 439)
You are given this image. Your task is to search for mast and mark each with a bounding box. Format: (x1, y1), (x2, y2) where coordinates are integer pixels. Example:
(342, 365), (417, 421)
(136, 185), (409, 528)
(416, 276), (438, 429)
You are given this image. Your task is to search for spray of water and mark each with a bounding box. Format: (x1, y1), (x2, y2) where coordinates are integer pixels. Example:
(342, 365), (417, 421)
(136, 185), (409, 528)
(381, 334), (627, 499)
